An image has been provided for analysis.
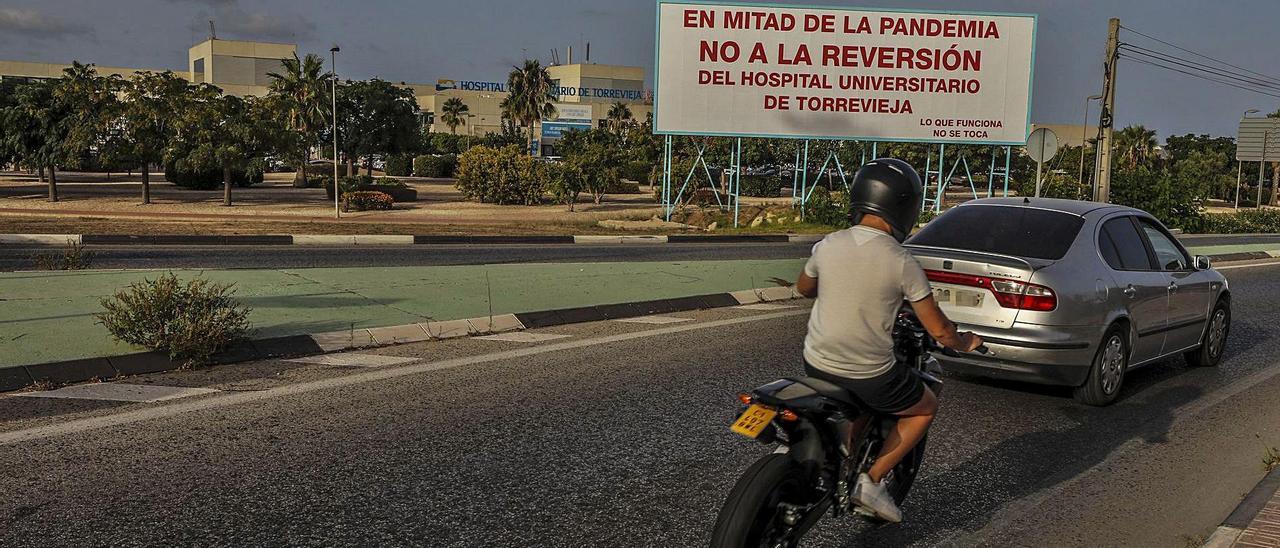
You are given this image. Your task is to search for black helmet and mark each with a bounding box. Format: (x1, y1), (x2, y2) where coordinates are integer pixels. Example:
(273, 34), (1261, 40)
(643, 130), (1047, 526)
(848, 158), (924, 242)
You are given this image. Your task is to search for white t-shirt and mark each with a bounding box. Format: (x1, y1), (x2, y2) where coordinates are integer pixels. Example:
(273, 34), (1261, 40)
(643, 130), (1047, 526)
(802, 225), (933, 379)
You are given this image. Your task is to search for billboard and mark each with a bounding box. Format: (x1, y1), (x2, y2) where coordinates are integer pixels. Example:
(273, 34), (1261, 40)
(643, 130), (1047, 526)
(1237, 117), (1280, 162)
(553, 103), (594, 123)
(653, 1), (1036, 145)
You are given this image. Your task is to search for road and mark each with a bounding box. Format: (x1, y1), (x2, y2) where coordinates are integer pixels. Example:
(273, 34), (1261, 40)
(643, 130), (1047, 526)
(2, 261), (1280, 546)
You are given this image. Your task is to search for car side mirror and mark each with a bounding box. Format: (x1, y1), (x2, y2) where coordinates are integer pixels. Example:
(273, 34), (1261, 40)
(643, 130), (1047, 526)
(1194, 255), (1211, 270)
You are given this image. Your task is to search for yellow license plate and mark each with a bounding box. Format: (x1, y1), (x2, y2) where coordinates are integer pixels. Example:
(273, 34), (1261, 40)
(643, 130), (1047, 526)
(730, 404), (778, 438)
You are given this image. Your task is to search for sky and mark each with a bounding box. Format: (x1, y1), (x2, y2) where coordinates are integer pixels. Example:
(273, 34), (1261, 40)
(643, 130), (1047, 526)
(1, 0), (1278, 139)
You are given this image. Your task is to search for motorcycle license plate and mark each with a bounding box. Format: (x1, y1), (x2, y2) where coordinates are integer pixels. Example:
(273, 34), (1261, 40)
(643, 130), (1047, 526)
(730, 404), (777, 438)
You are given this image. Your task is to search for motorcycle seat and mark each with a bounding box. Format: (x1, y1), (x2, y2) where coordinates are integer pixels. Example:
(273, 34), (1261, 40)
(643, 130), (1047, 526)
(789, 376), (862, 408)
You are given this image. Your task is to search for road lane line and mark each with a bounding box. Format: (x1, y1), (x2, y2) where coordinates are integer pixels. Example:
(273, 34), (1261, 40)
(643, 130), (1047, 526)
(1217, 261), (1280, 271)
(0, 308), (809, 446)
(960, 360), (1280, 546)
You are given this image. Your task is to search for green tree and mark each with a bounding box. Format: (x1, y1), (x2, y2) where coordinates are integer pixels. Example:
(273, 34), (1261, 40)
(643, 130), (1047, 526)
(54, 62), (122, 175)
(330, 79), (421, 176)
(1113, 125), (1159, 170)
(267, 52), (331, 187)
(118, 71), (189, 204)
(559, 127), (624, 204)
(606, 101), (633, 135)
(1, 80), (72, 201)
(173, 85), (284, 205)
(439, 96), (469, 135)
(502, 59), (556, 155)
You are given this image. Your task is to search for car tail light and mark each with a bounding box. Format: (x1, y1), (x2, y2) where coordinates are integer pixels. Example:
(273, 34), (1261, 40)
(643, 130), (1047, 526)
(926, 270), (1057, 311)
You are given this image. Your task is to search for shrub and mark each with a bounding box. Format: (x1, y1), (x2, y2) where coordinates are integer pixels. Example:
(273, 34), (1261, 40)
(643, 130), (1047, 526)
(455, 145), (544, 205)
(739, 175), (784, 197)
(605, 179), (641, 194)
(325, 176), (415, 201)
(32, 241), (94, 270)
(545, 161), (585, 210)
(804, 186), (851, 227)
(164, 162), (263, 190)
(1186, 208), (1280, 234)
(384, 154), (413, 177)
(430, 133), (466, 154)
(343, 191), (395, 211)
(1110, 165), (1204, 229)
(620, 160), (653, 184)
(414, 154), (458, 178)
(97, 273), (251, 366)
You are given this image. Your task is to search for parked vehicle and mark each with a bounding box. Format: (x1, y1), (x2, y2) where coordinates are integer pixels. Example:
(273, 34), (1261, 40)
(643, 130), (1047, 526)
(710, 312), (988, 546)
(906, 197), (1230, 406)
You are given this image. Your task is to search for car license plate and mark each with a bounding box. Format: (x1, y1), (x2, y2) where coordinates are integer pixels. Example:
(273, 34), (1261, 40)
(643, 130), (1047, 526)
(934, 287), (983, 308)
(730, 404), (777, 438)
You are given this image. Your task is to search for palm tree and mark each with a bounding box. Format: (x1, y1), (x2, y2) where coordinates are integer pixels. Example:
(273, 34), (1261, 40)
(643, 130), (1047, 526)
(440, 97), (469, 135)
(267, 53), (330, 187)
(606, 101), (632, 134)
(504, 59), (556, 155)
(1113, 125), (1158, 169)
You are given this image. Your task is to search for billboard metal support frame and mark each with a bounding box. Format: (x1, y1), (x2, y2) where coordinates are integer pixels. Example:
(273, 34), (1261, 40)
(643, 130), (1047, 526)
(659, 135), (743, 226)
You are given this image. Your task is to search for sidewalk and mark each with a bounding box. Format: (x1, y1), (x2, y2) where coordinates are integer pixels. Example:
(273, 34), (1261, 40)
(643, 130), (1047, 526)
(1206, 467), (1280, 547)
(0, 259), (806, 368)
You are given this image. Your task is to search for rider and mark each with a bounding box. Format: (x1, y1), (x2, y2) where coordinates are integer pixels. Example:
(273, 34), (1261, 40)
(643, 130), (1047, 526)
(793, 158), (982, 523)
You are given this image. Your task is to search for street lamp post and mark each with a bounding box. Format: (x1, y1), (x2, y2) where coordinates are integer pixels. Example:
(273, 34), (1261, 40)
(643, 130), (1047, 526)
(1239, 109), (1259, 209)
(331, 45), (341, 219)
(1081, 94), (1103, 194)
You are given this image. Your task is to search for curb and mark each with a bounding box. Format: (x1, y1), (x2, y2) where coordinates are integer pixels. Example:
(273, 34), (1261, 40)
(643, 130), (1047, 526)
(1203, 466), (1280, 547)
(0, 233), (823, 246)
(0, 285), (804, 393)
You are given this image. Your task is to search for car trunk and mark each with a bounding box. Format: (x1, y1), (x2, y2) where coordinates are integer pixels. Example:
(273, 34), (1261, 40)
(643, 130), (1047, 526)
(907, 246), (1055, 330)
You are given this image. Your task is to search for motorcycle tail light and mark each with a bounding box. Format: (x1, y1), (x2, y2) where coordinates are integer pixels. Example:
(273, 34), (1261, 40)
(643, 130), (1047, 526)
(779, 409), (799, 422)
(736, 392), (753, 405)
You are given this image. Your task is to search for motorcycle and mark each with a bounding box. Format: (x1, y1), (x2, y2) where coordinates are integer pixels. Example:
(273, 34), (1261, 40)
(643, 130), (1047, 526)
(709, 311), (987, 547)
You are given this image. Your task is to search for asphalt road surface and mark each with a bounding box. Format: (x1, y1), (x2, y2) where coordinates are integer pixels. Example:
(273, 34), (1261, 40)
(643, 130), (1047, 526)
(3, 260), (1280, 546)
(0, 242), (814, 270)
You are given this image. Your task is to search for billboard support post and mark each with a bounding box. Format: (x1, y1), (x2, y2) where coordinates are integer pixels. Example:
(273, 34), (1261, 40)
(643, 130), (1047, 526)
(733, 137), (742, 227)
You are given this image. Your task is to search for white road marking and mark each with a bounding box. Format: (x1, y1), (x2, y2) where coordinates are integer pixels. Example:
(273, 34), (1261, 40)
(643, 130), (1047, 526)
(734, 303), (798, 311)
(16, 383), (219, 403)
(0, 308), (810, 446)
(285, 353), (418, 368)
(1217, 261), (1280, 271)
(473, 332), (571, 343)
(612, 316), (694, 325)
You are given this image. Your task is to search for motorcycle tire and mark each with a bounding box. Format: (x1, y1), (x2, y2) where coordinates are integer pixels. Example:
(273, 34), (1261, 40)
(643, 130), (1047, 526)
(710, 454), (811, 548)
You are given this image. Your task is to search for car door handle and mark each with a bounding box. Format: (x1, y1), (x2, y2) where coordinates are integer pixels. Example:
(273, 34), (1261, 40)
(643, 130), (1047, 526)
(1123, 285), (1136, 298)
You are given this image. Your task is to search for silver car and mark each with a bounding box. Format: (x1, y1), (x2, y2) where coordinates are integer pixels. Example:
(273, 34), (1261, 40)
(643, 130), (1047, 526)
(906, 198), (1231, 406)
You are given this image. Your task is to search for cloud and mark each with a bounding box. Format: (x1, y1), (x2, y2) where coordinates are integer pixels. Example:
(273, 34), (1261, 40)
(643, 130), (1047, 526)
(0, 8), (90, 38)
(183, 3), (316, 42)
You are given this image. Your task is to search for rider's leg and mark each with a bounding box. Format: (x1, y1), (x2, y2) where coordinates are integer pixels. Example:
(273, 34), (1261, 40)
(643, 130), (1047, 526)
(866, 386), (937, 483)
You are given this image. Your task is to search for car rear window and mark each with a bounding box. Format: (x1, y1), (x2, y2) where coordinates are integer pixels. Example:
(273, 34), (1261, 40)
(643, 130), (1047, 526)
(908, 205), (1085, 260)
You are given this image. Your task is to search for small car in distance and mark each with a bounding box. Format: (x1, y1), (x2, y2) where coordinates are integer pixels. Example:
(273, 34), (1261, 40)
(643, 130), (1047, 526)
(905, 198), (1230, 406)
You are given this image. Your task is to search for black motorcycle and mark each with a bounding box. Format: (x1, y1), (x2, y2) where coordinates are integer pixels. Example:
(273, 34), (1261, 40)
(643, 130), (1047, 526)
(710, 311), (987, 547)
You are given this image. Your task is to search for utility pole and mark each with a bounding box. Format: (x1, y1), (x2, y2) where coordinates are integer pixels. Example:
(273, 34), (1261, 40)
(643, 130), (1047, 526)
(1093, 18), (1120, 203)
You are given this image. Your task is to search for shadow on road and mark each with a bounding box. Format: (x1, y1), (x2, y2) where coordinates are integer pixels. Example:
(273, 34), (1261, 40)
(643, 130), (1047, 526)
(845, 381), (1202, 546)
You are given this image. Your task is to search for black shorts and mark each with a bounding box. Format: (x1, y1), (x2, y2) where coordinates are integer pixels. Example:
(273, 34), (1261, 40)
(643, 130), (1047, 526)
(803, 360), (926, 414)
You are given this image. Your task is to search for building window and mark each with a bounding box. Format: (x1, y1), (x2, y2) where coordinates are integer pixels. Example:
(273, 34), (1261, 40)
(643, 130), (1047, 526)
(193, 58), (205, 82)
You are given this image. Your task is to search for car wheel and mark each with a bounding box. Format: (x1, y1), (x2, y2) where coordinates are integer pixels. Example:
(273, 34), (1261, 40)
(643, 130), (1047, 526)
(1073, 327), (1128, 406)
(1185, 298), (1230, 367)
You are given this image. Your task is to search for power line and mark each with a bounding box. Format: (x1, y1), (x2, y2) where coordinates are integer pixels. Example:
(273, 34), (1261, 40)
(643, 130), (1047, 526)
(1118, 53), (1280, 99)
(1120, 24), (1280, 86)
(1118, 47), (1280, 98)
(1118, 44), (1280, 91)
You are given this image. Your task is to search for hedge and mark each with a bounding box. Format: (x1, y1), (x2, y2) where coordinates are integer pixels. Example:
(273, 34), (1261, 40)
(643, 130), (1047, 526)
(164, 163), (263, 190)
(414, 154), (458, 178)
(384, 155), (413, 177)
(343, 191), (395, 211)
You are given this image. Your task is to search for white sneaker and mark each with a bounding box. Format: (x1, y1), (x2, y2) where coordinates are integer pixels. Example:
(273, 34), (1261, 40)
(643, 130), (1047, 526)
(853, 473), (903, 523)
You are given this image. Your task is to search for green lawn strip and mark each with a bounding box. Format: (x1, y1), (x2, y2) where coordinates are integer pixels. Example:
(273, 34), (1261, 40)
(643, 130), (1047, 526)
(0, 259), (806, 368)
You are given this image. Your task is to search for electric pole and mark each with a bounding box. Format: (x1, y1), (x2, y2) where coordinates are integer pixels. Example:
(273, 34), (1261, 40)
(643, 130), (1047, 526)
(1093, 18), (1120, 203)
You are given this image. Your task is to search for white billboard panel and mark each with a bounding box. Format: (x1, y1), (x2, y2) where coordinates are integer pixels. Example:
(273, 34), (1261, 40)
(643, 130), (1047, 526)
(1237, 118), (1280, 162)
(653, 2), (1037, 145)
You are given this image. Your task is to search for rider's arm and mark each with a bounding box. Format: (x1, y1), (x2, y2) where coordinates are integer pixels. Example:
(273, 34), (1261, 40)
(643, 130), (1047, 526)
(796, 271), (818, 298)
(909, 295), (983, 352)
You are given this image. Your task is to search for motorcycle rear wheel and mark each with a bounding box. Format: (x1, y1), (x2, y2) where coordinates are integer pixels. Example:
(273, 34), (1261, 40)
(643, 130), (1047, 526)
(710, 454), (813, 548)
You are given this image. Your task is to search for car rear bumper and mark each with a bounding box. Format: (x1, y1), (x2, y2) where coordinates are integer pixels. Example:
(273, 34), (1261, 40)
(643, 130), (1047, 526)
(935, 322), (1102, 387)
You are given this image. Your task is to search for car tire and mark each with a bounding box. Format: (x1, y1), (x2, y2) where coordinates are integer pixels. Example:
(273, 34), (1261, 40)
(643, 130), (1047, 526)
(1073, 326), (1128, 406)
(1185, 298), (1230, 367)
